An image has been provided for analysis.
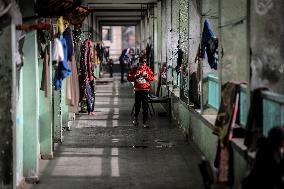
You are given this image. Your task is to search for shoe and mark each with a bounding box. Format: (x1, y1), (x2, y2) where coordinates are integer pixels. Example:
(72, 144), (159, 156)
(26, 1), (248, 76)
(132, 119), (138, 126)
(143, 124), (149, 128)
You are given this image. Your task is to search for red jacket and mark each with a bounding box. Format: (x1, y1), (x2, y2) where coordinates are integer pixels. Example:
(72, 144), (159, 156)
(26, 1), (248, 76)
(127, 64), (154, 90)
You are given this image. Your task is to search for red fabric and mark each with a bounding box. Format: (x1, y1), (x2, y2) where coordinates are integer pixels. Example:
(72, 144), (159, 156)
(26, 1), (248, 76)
(127, 64), (154, 90)
(83, 39), (94, 85)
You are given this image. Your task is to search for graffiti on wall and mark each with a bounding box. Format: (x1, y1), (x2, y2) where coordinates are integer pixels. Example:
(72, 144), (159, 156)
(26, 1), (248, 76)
(255, 0), (274, 16)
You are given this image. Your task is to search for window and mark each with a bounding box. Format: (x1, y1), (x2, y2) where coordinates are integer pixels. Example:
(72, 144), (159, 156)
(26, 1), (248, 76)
(102, 26), (112, 41)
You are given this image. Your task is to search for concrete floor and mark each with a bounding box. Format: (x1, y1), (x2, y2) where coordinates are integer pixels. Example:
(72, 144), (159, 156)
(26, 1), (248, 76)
(24, 74), (205, 189)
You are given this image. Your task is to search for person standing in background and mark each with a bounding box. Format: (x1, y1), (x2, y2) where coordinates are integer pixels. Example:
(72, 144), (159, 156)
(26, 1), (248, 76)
(107, 58), (113, 78)
(127, 56), (154, 128)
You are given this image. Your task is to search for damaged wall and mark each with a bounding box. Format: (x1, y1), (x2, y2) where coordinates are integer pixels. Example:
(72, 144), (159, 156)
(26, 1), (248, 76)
(188, 0), (201, 71)
(250, 0), (284, 94)
(220, 0), (248, 84)
(0, 25), (15, 189)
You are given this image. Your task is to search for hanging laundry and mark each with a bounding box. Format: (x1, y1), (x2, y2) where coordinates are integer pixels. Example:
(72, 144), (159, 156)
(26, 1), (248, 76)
(63, 27), (74, 61)
(52, 38), (64, 62)
(93, 45), (100, 65)
(66, 56), (80, 113)
(56, 16), (64, 35)
(200, 19), (218, 70)
(213, 82), (240, 138)
(213, 81), (241, 185)
(188, 72), (200, 108)
(40, 47), (49, 97)
(173, 44), (184, 75)
(53, 37), (72, 90)
(79, 39), (95, 114)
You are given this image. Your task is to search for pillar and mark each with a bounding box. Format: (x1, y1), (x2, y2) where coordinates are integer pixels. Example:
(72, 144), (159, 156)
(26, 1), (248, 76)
(0, 24), (16, 189)
(22, 31), (40, 183)
(53, 85), (62, 143)
(39, 42), (53, 159)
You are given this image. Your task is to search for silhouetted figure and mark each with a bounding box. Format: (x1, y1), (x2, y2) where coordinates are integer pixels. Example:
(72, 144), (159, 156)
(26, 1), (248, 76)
(107, 58), (113, 77)
(119, 48), (134, 83)
(242, 126), (284, 189)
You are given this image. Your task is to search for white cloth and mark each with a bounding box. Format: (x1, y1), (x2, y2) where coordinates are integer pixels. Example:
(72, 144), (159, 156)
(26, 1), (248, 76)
(52, 38), (64, 62)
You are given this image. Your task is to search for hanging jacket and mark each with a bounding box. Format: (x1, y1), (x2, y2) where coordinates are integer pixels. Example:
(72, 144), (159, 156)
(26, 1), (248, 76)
(53, 37), (72, 90)
(63, 27), (74, 61)
(127, 63), (154, 90)
(201, 19), (218, 70)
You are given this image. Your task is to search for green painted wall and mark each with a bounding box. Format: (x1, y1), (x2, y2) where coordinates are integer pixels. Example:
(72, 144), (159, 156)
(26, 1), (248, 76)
(16, 68), (24, 186)
(22, 31), (40, 180)
(61, 79), (69, 127)
(38, 46), (53, 159)
(168, 93), (249, 188)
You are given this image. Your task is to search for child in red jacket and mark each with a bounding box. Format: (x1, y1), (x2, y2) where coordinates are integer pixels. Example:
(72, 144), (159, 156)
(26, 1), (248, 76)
(127, 57), (154, 128)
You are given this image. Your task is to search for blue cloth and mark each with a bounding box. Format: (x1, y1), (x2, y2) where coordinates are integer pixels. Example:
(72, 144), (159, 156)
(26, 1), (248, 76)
(63, 27), (74, 61)
(85, 81), (95, 113)
(201, 19), (218, 70)
(54, 37), (72, 90)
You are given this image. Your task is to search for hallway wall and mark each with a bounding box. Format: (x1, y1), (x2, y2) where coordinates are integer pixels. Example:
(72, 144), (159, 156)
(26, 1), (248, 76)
(157, 0), (283, 188)
(0, 24), (15, 189)
(250, 0), (284, 93)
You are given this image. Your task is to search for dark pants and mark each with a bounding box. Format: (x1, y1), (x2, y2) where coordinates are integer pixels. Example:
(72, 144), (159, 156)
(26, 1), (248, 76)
(120, 61), (125, 82)
(134, 90), (149, 124)
(85, 81), (94, 113)
(109, 66), (113, 77)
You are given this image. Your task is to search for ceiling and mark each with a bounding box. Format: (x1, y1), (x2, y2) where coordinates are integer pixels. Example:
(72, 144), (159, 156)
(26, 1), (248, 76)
(84, 0), (159, 26)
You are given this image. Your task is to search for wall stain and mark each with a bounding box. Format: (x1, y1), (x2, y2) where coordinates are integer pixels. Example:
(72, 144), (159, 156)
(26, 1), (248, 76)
(255, 0), (274, 16)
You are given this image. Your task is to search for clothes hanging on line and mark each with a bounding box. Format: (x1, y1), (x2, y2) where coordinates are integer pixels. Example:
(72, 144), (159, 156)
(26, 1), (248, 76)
(200, 19), (218, 70)
(53, 36), (72, 90)
(52, 38), (64, 62)
(93, 43), (101, 65)
(79, 39), (95, 114)
(85, 80), (95, 113)
(66, 56), (80, 113)
(188, 72), (200, 108)
(40, 47), (50, 97)
(213, 81), (240, 186)
(63, 27), (74, 61)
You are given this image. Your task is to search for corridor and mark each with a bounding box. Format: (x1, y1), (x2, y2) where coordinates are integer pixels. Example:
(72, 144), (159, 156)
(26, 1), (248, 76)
(1, 0), (284, 188)
(24, 75), (204, 189)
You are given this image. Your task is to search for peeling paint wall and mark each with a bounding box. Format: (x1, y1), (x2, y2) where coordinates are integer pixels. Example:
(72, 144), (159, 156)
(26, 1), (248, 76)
(0, 25), (15, 189)
(188, 0), (201, 71)
(250, 0), (284, 93)
(156, 1), (162, 64)
(179, 0), (189, 100)
(161, 0), (168, 63)
(170, 0), (180, 84)
(220, 0), (248, 84)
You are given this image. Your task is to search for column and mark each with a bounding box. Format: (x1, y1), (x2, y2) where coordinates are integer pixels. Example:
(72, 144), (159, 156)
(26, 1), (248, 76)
(22, 31), (40, 183)
(0, 24), (16, 189)
(39, 42), (53, 159)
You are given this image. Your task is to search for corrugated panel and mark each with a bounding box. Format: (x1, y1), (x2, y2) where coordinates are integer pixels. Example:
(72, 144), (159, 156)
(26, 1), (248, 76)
(263, 98), (282, 136)
(239, 85), (247, 127)
(208, 76), (219, 109)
